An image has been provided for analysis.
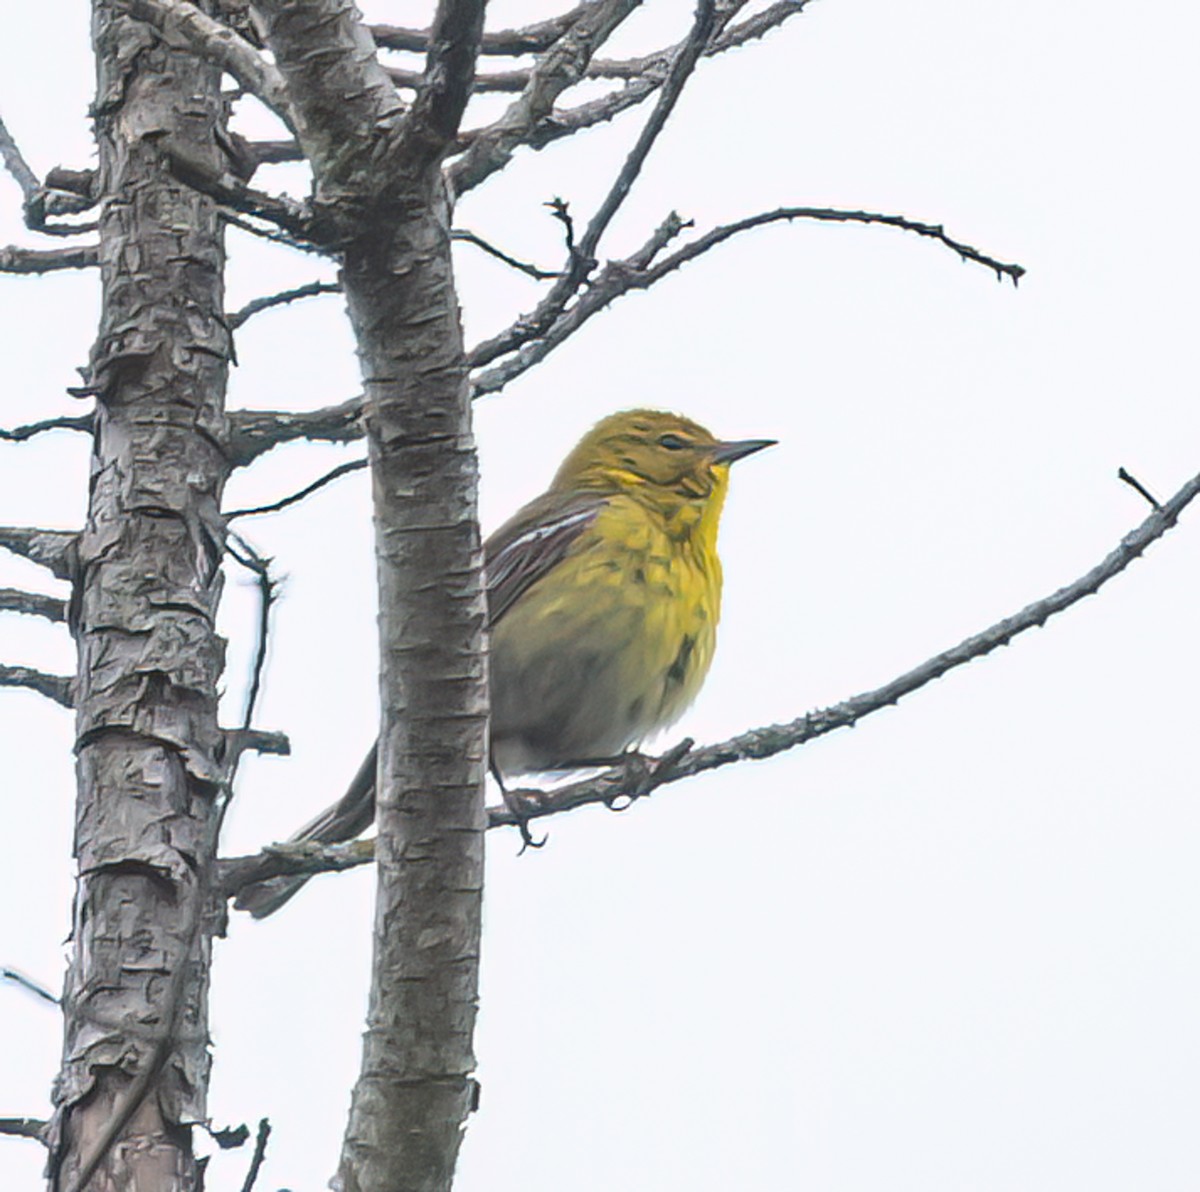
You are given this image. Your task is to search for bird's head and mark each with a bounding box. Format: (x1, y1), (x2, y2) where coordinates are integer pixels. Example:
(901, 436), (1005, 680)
(551, 410), (775, 506)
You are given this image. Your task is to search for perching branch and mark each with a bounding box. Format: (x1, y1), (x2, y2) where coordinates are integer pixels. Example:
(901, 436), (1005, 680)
(0, 526), (77, 580)
(226, 398), (365, 466)
(470, 205), (1024, 392)
(219, 462), (1200, 891)
(125, 0), (295, 131)
(0, 587), (67, 622)
(0, 664), (72, 708)
(0, 244), (98, 273)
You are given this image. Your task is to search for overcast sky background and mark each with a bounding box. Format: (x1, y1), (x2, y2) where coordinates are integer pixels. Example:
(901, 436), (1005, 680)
(3, 1), (1200, 1189)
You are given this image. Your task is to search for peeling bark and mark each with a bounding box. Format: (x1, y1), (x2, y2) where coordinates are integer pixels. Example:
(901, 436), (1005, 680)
(49, 4), (232, 1189)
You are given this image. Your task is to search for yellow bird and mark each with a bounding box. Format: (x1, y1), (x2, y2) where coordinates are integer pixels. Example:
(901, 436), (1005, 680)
(238, 409), (774, 916)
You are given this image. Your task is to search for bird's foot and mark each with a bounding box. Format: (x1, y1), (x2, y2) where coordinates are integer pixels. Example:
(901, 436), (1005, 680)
(500, 783), (548, 854)
(604, 738), (694, 811)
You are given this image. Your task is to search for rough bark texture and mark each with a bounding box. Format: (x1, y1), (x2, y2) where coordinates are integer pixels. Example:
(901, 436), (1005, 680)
(252, 2), (489, 1187)
(49, 4), (231, 1190)
(335, 182), (487, 1192)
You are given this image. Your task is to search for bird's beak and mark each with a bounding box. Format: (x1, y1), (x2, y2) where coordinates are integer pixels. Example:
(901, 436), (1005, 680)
(711, 438), (777, 465)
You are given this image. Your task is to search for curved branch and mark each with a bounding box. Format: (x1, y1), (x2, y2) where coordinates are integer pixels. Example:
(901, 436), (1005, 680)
(227, 280), (342, 330)
(470, 205), (1024, 394)
(220, 463), (1200, 891)
(0, 664), (73, 708)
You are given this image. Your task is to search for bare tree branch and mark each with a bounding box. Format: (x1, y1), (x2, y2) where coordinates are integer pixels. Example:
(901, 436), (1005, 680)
(226, 458), (366, 519)
(0, 664), (72, 707)
(1, 965), (58, 1004)
(447, 0), (644, 195)
(0, 113), (40, 205)
(0, 526), (77, 580)
(470, 205), (1024, 393)
(371, 4), (594, 56)
(451, 0), (810, 179)
(0, 587), (67, 622)
(220, 461), (1200, 890)
(0, 412), (94, 442)
(238, 1119), (271, 1192)
(227, 280), (342, 329)
(467, 0), (719, 371)
(0, 1118), (48, 1145)
(451, 228), (559, 279)
(0, 244), (98, 273)
(125, 0), (295, 131)
(226, 398), (365, 466)
(402, 0), (487, 157)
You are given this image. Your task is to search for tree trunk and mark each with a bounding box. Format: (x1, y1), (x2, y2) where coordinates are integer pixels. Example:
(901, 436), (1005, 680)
(49, 4), (230, 1189)
(332, 171), (489, 1192)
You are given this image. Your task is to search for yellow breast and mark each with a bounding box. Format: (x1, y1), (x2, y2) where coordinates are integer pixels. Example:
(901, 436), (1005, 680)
(488, 485), (726, 775)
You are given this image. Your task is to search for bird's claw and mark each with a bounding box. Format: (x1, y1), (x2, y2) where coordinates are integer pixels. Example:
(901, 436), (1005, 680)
(501, 784), (547, 854)
(604, 738), (694, 811)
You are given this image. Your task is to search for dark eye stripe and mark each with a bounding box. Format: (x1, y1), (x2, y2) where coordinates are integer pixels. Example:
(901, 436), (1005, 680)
(658, 433), (689, 450)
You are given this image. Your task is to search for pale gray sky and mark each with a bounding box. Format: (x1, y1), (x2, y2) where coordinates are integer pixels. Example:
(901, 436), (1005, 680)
(3, 1), (1200, 1189)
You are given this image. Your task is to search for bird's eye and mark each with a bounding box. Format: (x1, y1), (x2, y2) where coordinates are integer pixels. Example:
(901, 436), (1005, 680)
(658, 433), (689, 450)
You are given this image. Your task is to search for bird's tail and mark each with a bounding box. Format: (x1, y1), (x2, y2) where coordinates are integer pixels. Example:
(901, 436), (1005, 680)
(232, 743), (379, 919)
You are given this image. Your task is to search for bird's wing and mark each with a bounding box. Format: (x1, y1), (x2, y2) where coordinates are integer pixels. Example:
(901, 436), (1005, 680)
(484, 491), (605, 624)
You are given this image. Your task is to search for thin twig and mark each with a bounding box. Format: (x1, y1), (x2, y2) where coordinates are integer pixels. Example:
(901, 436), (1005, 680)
(470, 204), (1024, 393)
(1, 966), (59, 1005)
(226, 458), (367, 519)
(238, 1118), (271, 1192)
(225, 533), (276, 731)
(227, 280), (342, 330)
(0, 588), (67, 622)
(219, 463), (1200, 892)
(1118, 467), (1160, 511)
(451, 229), (558, 280)
(468, 0), (719, 370)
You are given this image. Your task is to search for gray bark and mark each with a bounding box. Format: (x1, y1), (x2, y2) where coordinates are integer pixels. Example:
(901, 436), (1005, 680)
(49, 4), (231, 1189)
(252, 1), (488, 1187)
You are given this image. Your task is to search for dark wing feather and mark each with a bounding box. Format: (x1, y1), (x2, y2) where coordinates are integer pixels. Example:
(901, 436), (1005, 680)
(484, 491), (604, 625)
